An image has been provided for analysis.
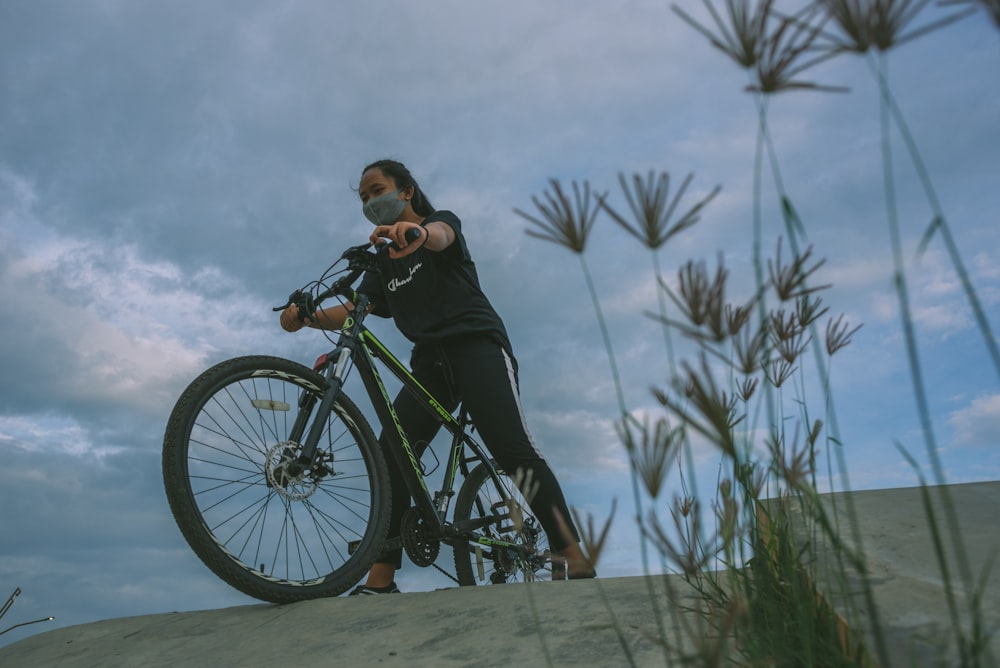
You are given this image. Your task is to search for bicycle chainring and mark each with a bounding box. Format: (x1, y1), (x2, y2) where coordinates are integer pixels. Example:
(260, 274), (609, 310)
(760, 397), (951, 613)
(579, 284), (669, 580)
(400, 507), (439, 567)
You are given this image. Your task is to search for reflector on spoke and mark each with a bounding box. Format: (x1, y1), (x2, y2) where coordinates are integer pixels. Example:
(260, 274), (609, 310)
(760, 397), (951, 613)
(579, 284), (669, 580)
(251, 399), (291, 411)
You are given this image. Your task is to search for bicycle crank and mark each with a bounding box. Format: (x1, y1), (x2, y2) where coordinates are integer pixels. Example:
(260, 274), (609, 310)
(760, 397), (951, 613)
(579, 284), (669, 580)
(400, 507), (440, 567)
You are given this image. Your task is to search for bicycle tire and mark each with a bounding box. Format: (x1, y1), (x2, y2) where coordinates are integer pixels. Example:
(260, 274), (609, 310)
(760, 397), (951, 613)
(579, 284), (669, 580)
(162, 355), (390, 602)
(452, 462), (552, 586)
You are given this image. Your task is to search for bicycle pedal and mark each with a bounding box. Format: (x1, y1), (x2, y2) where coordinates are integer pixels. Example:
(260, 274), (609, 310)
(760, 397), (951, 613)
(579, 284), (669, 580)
(490, 502), (524, 534)
(492, 499), (523, 524)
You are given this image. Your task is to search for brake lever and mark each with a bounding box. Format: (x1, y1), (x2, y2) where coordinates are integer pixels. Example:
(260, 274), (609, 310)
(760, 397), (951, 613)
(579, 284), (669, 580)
(271, 290), (315, 320)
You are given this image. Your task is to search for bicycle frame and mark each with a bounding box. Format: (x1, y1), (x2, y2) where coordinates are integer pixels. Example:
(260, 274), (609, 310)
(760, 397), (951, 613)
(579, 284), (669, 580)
(161, 241), (553, 600)
(291, 291), (506, 544)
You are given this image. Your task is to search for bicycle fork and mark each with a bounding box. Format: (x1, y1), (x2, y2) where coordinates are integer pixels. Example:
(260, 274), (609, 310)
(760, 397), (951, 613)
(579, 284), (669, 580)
(274, 345), (352, 483)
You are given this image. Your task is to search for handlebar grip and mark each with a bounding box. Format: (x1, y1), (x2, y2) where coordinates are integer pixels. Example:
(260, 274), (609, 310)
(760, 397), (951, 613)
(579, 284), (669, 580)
(296, 293), (317, 321)
(387, 226), (424, 250)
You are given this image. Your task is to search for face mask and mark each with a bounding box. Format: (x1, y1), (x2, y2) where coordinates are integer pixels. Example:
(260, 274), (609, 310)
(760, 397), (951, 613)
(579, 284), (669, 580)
(363, 189), (406, 225)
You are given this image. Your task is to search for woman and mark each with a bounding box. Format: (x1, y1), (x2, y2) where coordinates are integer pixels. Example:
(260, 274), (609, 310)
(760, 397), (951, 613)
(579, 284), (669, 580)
(280, 159), (595, 594)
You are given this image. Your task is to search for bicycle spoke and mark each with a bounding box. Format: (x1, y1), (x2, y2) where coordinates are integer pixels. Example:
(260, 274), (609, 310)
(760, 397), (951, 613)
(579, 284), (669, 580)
(206, 387), (271, 452)
(454, 463), (551, 586)
(163, 356), (389, 601)
(192, 474), (261, 514)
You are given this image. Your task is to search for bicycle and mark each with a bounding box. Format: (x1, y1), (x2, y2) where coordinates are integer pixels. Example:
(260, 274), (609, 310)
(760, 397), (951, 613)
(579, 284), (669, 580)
(162, 234), (555, 603)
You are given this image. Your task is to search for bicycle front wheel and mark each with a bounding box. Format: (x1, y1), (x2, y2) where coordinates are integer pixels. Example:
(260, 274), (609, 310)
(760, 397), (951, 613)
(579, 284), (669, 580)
(453, 462), (553, 586)
(162, 355), (390, 603)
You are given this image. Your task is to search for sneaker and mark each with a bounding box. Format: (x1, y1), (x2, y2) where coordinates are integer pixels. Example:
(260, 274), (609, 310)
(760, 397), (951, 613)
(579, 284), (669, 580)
(349, 582), (401, 595)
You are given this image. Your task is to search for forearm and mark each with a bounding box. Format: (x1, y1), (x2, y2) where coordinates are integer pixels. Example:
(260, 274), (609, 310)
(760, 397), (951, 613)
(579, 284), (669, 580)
(421, 220), (455, 252)
(307, 304), (350, 331)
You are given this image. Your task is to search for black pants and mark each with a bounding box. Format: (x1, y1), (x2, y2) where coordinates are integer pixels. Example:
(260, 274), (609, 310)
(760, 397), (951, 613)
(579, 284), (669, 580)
(375, 335), (580, 568)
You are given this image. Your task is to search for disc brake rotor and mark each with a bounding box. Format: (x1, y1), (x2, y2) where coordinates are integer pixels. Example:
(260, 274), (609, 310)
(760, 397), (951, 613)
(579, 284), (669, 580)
(265, 441), (318, 501)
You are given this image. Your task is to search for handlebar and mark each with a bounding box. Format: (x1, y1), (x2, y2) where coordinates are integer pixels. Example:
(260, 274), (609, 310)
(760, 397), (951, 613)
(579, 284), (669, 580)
(272, 227), (423, 320)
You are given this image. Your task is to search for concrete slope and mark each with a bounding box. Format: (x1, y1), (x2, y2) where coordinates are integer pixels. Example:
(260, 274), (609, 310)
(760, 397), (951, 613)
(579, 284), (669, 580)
(789, 480), (1000, 667)
(0, 576), (706, 668)
(3, 481), (997, 667)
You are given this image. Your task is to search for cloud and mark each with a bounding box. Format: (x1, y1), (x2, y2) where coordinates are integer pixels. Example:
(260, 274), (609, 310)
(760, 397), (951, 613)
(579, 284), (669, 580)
(2, 0), (999, 647)
(0, 416), (101, 458)
(0, 221), (265, 422)
(948, 393), (1000, 449)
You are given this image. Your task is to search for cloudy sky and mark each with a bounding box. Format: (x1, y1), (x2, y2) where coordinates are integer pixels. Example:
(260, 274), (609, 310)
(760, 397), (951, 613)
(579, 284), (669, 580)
(2, 0), (998, 646)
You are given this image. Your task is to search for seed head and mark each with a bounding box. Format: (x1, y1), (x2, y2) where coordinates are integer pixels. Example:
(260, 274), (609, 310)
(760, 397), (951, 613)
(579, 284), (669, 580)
(601, 170), (721, 250)
(515, 179), (606, 254)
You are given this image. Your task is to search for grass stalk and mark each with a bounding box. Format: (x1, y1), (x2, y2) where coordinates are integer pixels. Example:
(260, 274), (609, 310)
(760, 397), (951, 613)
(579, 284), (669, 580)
(873, 41), (983, 632)
(864, 53), (1000, 384)
(578, 253), (631, 423)
(515, 2), (994, 664)
(896, 443), (978, 665)
(576, 251), (656, 572)
(521, 579), (556, 667)
(652, 250), (679, 372)
(752, 84), (888, 662)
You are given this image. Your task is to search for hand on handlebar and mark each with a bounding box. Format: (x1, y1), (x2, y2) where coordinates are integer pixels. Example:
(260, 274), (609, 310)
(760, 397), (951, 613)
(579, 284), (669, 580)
(279, 304), (310, 332)
(370, 223), (424, 259)
(277, 289), (316, 333)
(274, 231), (414, 335)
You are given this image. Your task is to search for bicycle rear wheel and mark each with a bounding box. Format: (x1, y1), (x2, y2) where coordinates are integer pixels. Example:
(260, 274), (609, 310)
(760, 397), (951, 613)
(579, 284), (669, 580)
(452, 462), (553, 585)
(162, 355), (390, 602)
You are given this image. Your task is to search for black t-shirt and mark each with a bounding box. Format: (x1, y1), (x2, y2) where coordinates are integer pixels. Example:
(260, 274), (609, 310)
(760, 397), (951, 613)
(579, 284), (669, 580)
(357, 210), (510, 352)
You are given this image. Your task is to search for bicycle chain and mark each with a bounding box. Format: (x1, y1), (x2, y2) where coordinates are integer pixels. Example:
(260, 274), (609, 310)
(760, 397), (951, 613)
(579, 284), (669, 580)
(433, 561), (460, 584)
